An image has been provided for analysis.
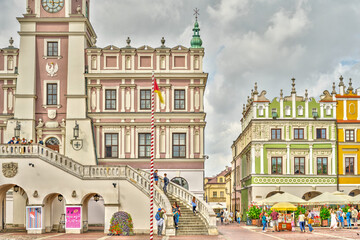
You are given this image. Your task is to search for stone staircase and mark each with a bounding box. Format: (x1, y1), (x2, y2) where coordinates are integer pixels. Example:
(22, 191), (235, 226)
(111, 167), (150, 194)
(167, 195), (208, 235)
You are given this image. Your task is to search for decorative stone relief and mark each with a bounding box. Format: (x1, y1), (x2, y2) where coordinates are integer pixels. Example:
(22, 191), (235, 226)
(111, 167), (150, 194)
(60, 119), (66, 128)
(91, 56), (97, 70)
(126, 56), (131, 69)
(7, 56), (13, 70)
(91, 90), (96, 110)
(45, 121), (59, 128)
(8, 91), (13, 110)
(160, 56), (166, 69)
(37, 118), (44, 128)
(46, 63), (59, 77)
(2, 162), (18, 178)
(33, 191), (38, 198)
(48, 109), (57, 119)
(253, 176), (336, 185)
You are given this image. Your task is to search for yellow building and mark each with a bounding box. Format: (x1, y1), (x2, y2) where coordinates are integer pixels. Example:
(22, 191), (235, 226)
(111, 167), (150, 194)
(336, 77), (360, 195)
(204, 167), (232, 211)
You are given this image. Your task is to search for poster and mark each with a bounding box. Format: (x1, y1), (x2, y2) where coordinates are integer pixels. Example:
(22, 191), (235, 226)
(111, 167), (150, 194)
(65, 206), (81, 229)
(26, 206), (42, 229)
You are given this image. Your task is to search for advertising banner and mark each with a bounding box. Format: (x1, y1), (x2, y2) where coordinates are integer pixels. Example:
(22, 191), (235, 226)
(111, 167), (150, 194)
(65, 206), (82, 229)
(26, 206), (42, 229)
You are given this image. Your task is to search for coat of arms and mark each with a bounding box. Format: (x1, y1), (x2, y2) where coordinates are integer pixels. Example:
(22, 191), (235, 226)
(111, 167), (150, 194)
(46, 62), (59, 77)
(71, 139), (83, 151)
(2, 162), (18, 178)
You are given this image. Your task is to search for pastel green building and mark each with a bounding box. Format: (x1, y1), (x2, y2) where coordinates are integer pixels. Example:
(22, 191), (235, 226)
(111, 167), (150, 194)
(231, 79), (337, 216)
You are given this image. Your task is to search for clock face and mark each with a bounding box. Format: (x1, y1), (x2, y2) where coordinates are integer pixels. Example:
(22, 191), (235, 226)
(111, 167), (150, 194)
(42, 0), (64, 13)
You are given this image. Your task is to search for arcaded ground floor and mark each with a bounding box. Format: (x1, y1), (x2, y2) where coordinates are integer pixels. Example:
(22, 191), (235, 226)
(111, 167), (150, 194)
(3, 223), (360, 240)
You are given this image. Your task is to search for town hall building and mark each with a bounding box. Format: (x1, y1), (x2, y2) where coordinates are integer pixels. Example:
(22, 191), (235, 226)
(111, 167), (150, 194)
(0, 0), (217, 236)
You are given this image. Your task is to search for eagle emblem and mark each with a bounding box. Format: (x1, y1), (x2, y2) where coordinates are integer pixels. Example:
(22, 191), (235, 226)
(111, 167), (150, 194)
(46, 62), (59, 77)
(2, 162), (18, 178)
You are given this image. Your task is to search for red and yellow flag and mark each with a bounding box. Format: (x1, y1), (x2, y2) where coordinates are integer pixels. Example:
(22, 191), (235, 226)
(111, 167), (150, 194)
(154, 78), (164, 104)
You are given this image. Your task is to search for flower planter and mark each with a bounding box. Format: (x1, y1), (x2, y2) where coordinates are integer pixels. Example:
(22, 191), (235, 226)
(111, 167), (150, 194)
(321, 219), (328, 227)
(251, 219), (259, 226)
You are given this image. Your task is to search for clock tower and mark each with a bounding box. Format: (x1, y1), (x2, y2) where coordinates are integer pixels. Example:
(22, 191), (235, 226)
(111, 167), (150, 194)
(5, 0), (97, 165)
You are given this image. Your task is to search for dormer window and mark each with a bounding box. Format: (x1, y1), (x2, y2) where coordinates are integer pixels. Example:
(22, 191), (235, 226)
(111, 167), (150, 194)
(326, 106), (331, 116)
(258, 106), (264, 116)
(285, 106), (291, 116)
(298, 106), (304, 116)
(312, 108), (318, 118)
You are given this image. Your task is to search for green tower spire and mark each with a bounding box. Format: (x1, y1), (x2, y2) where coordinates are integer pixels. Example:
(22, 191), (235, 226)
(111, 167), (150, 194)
(190, 8), (203, 48)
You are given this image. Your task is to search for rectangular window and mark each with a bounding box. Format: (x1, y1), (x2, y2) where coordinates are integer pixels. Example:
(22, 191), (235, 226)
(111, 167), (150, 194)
(220, 191), (224, 197)
(172, 133), (186, 158)
(345, 130), (355, 142)
(316, 128), (326, 139)
(105, 133), (118, 158)
(138, 133), (151, 158)
(345, 157), (354, 174)
(271, 157), (282, 174)
(213, 191), (217, 198)
(140, 90), (151, 110)
(271, 129), (281, 140)
(294, 157), (305, 175)
(174, 90), (185, 110)
(317, 157), (328, 175)
(47, 42), (58, 56)
(294, 128), (304, 139)
(47, 83), (57, 105)
(105, 89), (116, 110)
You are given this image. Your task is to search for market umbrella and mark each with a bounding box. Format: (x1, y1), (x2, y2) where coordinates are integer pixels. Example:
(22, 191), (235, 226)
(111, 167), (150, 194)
(332, 191), (354, 202)
(271, 202), (297, 211)
(307, 192), (351, 205)
(211, 203), (226, 209)
(258, 192), (306, 205)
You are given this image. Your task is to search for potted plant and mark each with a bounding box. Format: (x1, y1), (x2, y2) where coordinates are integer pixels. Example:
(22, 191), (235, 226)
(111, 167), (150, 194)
(246, 205), (262, 226)
(320, 207), (330, 227)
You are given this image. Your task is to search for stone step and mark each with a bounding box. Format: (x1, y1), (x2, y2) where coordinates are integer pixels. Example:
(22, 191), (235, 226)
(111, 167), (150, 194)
(176, 231), (208, 235)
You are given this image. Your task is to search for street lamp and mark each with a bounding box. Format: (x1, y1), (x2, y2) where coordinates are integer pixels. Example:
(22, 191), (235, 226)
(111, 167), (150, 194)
(14, 121), (20, 139)
(94, 194), (100, 202)
(58, 194), (63, 202)
(73, 121), (79, 139)
(13, 185), (19, 193)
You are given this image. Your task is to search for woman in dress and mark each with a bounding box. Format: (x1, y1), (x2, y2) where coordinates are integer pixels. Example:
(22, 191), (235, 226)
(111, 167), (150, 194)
(330, 209), (338, 231)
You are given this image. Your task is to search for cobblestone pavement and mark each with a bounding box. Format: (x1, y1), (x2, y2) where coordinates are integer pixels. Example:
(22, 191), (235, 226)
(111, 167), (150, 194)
(2, 224), (360, 239)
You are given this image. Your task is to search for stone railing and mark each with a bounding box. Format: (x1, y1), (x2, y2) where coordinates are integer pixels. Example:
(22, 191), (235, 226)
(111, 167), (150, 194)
(139, 170), (218, 235)
(0, 144), (175, 235)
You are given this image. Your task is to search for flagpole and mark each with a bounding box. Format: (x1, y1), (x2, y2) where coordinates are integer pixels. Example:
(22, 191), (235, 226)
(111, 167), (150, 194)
(150, 71), (155, 240)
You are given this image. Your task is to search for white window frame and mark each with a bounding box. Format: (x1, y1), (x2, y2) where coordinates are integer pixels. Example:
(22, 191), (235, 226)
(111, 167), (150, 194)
(172, 54), (188, 69)
(258, 105), (264, 116)
(172, 87), (188, 112)
(137, 54), (153, 70)
(103, 54), (119, 70)
(285, 106), (291, 116)
(43, 38), (61, 59)
(43, 80), (60, 107)
(326, 105), (332, 116)
(343, 154), (357, 176)
(102, 129), (121, 159)
(170, 128), (188, 159)
(103, 86), (119, 112)
(137, 87), (151, 112)
(297, 105), (304, 116)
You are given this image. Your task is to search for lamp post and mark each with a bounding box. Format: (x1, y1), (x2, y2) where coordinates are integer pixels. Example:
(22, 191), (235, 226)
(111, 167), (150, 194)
(94, 194), (100, 202)
(13, 185), (19, 193)
(73, 121), (79, 139)
(14, 121), (20, 139)
(58, 194), (63, 202)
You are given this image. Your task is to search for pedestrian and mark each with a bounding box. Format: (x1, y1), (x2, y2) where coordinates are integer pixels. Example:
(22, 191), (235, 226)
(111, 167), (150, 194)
(223, 208), (229, 225)
(270, 209), (279, 232)
(262, 212), (267, 232)
(8, 137), (15, 144)
(339, 209), (345, 229)
(236, 210), (241, 224)
(220, 210), (224, 224)
(336, 208), (342, 228)
(229, 211), (234, 223)
(38, 137), (44, 145)
(155, 208), (166, 236)
(298, 211), (306, 233)
(346, 209), (351, 229)
(163, 173), (169, 194)
(351, 207), (358, 229)
(172, 203), (180, 230)
(307, 210), (314, 232)
(330, 209), (338, 231)
(191, 196), (197, 215)
(154, 170), (159, 186)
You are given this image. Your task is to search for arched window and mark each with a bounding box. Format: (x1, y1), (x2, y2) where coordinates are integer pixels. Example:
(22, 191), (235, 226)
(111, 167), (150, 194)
(326, 106), (331, 116)
(297, 106), (303, 116)
(258, 106), (264, 116)
(45, 137), (60, 152)
(285, 106), (291, 116)
(171, 177), (189, 190)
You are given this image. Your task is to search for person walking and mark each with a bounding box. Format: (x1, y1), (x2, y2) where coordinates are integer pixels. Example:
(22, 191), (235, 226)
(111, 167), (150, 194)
(346, 209), (352, 229)
(223, 208), (229, 225)
(163, 173), (169, 194)
(339, 209), (345, 229)
(220, 210), (224, 224)
(262, 213), (268, 232)
(330, 209), (338, 231)
(155, 208), (166, 236)
(307, 210), (314, 233)
(236, 210), (241, 224)
(172, 203), (180, 230)
(191, 196), (197, 215)
(154, 170), (159, 186)
(351, 207), (358, 229)
(270, 209), (279, 232)
(298, 211), (306, 233)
